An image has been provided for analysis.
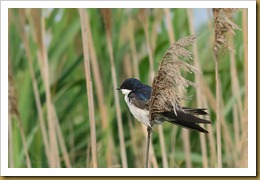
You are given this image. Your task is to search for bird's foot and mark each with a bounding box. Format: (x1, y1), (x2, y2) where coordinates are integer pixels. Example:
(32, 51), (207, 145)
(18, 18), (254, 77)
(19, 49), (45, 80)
(147, 126), (153, 133)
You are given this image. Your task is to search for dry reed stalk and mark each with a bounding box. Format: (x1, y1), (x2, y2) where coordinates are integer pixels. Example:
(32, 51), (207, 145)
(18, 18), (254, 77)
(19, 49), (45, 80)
(239, 110), (248, 167)
(164, 8), (176, 43)
(85, 11), (113, 167)
(228, 33), (241, 166)
(141, 125), (158, 168)
(229, 38), (243, 118)
(205, 10), (221, 167)
(219, 91), (234, 167)
(27, 9), (44, 80)
(128, 19), (140, 79)
(201, 76), (227, 167)
(158, 126), (168, 168)
(79, 8), (98, 168)
(201, 78), (217, 111)
(240, 8), (248, 168)
(8, 52), (31, 168)
(242, 9), (248, 112)
(18, 9), (52, 166)
(202, 98), (217, 167)
(181, 130), (192, 167)
(187, 8), (208, 168)
(139, 9), (155, 82)
(29, 9), (60, 168)
(213, 8), (240, 168)
(101, 8), (128, 168)
(151, 9), (164, 51)
(52, 104), (71, 167)
(123, 53), (133, 78)
(201, 76), (236, 151)
(169, 127), (178, 167)
(145, 128), (152, 168)
(139, 9), (168, 168)
(214, 55), (222, 168)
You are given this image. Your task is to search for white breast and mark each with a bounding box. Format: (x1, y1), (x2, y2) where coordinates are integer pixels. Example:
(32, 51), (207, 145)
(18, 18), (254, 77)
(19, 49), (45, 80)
(122, 91), (151, 127)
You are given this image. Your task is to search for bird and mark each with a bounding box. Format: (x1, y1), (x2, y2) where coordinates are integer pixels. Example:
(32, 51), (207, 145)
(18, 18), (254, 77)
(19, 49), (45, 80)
(117, 78), (211, 133)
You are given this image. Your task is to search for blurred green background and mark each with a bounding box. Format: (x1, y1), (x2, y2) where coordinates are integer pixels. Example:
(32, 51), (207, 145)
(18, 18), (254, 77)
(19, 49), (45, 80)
(8, 8), (247, 168)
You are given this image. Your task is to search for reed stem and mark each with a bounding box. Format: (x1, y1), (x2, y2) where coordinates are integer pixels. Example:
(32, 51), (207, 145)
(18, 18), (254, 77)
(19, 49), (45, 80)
(240, 8), (248, 168)
(187, 8), (208, 168)
(19, 9), (52, 166)
(145, 126), (152, 168)
(86, 10), (113, 167)
(215, 57), (222, 168)
(101, 8), (128, 168)
(79, 8), (98, 168)
(52, 104), (72, 167)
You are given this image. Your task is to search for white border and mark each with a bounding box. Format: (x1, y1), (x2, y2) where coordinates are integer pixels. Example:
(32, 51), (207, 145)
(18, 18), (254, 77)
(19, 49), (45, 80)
(1, 0), (256, 177)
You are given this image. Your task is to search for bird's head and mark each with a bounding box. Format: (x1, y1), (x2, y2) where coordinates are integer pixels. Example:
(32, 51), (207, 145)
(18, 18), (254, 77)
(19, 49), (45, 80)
(117, 78), (142, 95)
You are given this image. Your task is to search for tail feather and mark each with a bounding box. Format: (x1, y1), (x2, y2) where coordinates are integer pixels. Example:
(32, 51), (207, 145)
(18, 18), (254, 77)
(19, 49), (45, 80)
(167, 120), (209, 133)
(161, 110), (211, 124)
(160, 108), (211, 133)
(182, 107), (208, 115)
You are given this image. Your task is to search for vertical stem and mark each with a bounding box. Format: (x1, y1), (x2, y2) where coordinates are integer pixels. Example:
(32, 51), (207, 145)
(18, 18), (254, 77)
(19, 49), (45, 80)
(19, 9), (51, 166)
(158, 126), (168, 167)
(242, 9), (248, 112)
(86, 10), (113, 167)
(141, 125), (158, 168)
(128, 19), (140, 79)
(215, 57), (222, 168)
(101, 9), (128, 168)
(41, 14), (61, 168)
(143, 20), (155, 82)
(145, 126), (152, 168)
(228, 33), (241, 167)
(29, 9), (61, 167)
(52, 105), (71, 168)
(164, 8), (175, 43)
(241, 8), (248, 168)
(182, 130), (192, 167)
(187, 8), (208, 168)
(79, 8), (98, 168)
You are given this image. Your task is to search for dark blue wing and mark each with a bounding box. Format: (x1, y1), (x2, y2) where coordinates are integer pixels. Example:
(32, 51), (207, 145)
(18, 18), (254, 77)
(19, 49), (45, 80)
(134, 85), (151, 101)
(128, 85), (151, 110)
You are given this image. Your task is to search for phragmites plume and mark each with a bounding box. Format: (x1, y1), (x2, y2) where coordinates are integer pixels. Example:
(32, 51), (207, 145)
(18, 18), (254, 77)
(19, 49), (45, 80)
(213, 8), (240, 58)
(150, 34), (198, 122)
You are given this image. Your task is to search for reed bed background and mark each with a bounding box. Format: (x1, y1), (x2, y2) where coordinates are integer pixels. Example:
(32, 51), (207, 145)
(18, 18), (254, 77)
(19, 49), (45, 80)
(8, 8), (247, 168)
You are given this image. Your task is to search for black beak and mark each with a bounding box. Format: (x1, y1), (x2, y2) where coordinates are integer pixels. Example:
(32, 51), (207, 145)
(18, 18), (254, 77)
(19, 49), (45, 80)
(116, 88), (121, 90)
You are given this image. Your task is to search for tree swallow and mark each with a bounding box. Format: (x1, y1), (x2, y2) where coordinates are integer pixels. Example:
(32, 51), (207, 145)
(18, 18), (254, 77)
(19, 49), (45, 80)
(117, 78), (211, 133)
